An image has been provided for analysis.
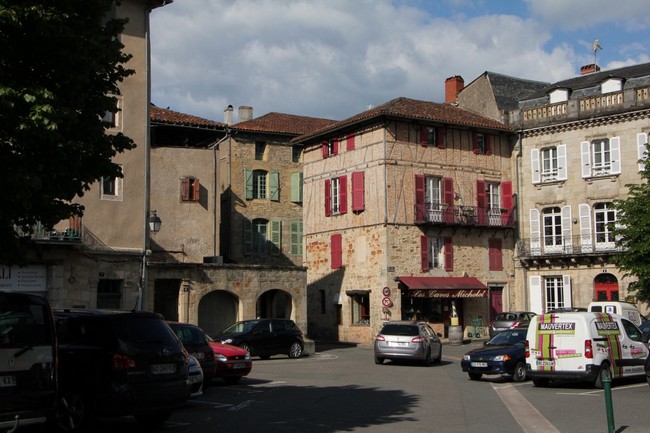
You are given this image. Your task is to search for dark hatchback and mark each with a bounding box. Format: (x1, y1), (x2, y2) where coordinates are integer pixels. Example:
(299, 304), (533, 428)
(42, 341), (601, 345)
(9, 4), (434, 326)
(167, 322), (217, 385)
(0, 292), (57, 432)
(54, 309), (190, 431)
(213, 319), (304, 359)
(461, 327), (529, 382)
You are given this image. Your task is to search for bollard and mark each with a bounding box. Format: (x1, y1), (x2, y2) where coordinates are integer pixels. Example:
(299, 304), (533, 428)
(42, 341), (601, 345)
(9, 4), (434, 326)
(602, 368), (615, 433)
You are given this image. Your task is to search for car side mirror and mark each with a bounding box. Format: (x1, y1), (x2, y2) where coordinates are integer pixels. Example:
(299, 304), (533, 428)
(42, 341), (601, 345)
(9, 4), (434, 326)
(643, 333), (649, 343)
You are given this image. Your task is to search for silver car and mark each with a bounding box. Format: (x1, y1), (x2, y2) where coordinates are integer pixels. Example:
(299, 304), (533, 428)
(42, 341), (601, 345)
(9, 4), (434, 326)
(374, 321), (442, 365)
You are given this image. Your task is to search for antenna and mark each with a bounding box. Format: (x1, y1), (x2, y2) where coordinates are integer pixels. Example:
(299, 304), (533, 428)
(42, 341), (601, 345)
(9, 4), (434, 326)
(592, 38), (602, 67)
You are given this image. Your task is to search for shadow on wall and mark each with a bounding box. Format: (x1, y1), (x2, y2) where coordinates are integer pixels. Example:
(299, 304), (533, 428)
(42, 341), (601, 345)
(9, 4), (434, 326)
(307, 267), (346, 341)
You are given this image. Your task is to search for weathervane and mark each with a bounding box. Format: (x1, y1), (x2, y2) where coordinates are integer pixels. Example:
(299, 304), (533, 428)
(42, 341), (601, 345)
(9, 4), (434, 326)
(593, 38), (602, 67)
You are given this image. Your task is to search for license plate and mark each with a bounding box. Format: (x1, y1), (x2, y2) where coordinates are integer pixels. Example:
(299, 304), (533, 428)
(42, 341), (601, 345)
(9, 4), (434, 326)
(233, 362), (247, 369)
(471, 362), (488, 368)
(0, 375), (16, 387)
(151, 363), (176, 375)
(388, 342), (407, 347)
(189, 375), (202, 384)
(536, 360), (555, 367)
(191, 352), (205, 360)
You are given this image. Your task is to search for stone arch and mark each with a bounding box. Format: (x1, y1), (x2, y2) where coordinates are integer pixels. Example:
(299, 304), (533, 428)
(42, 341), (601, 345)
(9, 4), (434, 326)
(198, 290), (240, 337)
(594, 273), (619, 301)
(257, 289), (293, 319)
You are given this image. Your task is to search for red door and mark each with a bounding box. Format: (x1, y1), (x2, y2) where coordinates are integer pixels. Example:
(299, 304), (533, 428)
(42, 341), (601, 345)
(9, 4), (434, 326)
(490, 288), (503, 321)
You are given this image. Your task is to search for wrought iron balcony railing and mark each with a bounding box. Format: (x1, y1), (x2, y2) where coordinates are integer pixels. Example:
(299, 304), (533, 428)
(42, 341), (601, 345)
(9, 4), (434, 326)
(414, 204), (515, 228)
(517, 234), (623, 257)
(30, 219), (82, 243)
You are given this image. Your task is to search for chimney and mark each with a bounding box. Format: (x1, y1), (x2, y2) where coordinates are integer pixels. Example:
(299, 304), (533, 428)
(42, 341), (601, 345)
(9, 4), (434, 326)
(580, 64), (601, 75)
(445, 76), (464, 104)
(238, 105), (253, 123)
(224, 104), (233, 125)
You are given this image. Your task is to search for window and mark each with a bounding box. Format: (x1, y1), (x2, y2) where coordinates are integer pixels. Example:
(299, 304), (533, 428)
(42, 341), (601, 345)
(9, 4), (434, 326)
(253, 170), (267, 199)
(97, 279), (122, 309)
(331, 234), (342, 269)
(415, 175), (453, 223)
(541, 147), (558, 179)
(100, 167), (123, 201)
(255, 141), (266, 160)
(419, 126), (446, 148)
(594, 202), (616, 247)
(531, 145), (567, 183)
(542, 207), (563, 251)
(245, 169), (279, 201)
(425, 176), (442, 212)
(529, 275), (572, 313)
(325, 176), (347, 216)
(290, 221), (302, 256)
(544, 276), (566, 311)
(488, 238), (503, 271)
(101, 95), (121, 129)
(351, 171), (364, 212)
(252, 219), (268, 254)
(292, 145), (302, 163)
(180, 177), (200, 202)
(421, 236), (452, 271)
(581, 137), (621, 177)
(637, 132), (648, 172)
(243, 218), (278, 256)
(290, 172), (303, 203)
(428, 237), (443, 269)
(472, 132), (491, 155)
(321, 138), (339, 158)
(350, 293), (369, 325)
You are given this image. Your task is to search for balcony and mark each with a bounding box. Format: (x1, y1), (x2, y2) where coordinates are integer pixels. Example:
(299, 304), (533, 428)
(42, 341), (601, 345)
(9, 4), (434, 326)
(30, 220), (82, 244)
(517, 234), (623, 268)
(414, 204), (515, 228)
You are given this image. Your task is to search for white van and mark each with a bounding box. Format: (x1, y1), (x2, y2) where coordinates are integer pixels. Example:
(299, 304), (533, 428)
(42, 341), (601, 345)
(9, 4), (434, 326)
(588, 301), (642, 326)
(525, 311), (648, 388)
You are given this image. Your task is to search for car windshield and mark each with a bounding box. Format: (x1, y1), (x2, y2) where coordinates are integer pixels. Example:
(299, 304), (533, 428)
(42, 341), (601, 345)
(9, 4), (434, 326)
(173, 325), (207, 346)
(0, 295), (52, 348)
(111, 316), (179, 346)
(486, 329), (526, 346)
(223, 320), (259, 334)
(380, 324), (418, 336)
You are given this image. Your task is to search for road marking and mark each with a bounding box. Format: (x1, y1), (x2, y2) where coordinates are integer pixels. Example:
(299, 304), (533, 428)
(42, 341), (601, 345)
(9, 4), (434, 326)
(556, 382), (648, 396)
(228, 400), (254, 411)
(493, 384), (560, 433)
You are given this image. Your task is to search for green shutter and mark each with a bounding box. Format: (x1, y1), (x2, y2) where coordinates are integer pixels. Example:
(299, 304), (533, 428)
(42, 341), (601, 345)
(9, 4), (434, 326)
(270, 220), (282, 255)
(243, 219), (252, 255)
(290, 221), (303, 255)
(291, 172), (303, 203)
(270, 171), (280, 201)
(244, 169), (253, 199)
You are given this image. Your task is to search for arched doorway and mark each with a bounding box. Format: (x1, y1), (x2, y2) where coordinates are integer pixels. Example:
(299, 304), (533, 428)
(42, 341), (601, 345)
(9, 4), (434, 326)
(594, 273), (619, 301)
(257, 289), (293, 319)
(198, 291), (239, 337)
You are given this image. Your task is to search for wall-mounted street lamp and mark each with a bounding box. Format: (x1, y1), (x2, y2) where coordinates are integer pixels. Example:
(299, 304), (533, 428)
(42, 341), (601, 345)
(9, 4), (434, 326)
(148, 210), (161, 233)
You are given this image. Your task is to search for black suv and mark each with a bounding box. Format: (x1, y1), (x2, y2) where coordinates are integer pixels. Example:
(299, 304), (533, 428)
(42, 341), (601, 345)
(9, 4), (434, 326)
(0, 292), (57, 432)
(213, 319), (304, 359)
(54, 309), (190, 431)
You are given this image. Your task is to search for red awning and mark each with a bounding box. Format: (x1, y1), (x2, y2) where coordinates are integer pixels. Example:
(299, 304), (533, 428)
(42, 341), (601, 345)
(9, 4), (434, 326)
(398, 276), (488, 298)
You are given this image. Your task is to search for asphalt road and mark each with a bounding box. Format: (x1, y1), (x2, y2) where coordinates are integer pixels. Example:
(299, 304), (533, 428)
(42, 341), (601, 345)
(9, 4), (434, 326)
(30, 340), (650, 433)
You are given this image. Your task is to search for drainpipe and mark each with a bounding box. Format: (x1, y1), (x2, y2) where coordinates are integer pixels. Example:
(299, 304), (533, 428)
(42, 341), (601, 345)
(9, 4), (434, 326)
(515, 130), (528, 310)
(210, 132), (231, 259)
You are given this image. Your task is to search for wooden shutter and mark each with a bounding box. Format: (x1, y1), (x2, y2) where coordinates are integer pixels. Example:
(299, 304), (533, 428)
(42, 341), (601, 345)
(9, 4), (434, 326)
(477, 179), (486, 225)
(332, 138), (339, 155)
(557, 144), (567, 180)
(420, 236), (430, 272)
(270, 221), (281, 255)
(290, 221), (302, 256)
(472, 132), (479, 153)
(488, 238), (503, 271)
(346, 134), (355, 151)
(352, 171), (365, 212)
(444, 237), (453, 271)
(530, 209), (540, 254)
(531, 149), (541, 184)
(610, 136), (621, 174)
(437, 127), (446, 149)
(324, 179), (332, 216)
(290, 172), (303, 203)
(579, 203), (592, 252)
(243, 219), (252, 255)
(269, 171), (280, 201)
(485, 135), (492, 155)
(415, 175), (425, 222)
(562, 275), (572, 308)
(501, 180), (513, 225)
(638, 132), (648, 172)
(581, 141), (591, 178)
(331, 234), (342, 269)
(192, 178), (200, 201)
(339, 175), (348, 214)
(419, 126), (428, 147)
(244, 169), (253, 199)
(322, 141), (328, 159)
(561, 205), (573, 253)
(181, 177), (190, 201)
(529, 276), (543, 314)
(443, 177), (454, 223)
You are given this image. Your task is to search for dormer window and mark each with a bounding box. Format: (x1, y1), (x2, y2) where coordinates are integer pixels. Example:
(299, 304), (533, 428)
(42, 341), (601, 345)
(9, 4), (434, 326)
(549, 88), (569, 104)
(601, 78), (623, 94)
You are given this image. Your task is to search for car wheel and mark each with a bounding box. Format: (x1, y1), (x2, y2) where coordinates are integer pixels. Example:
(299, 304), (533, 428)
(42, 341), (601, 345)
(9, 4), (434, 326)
(288, 341), (303, 359)
(594, 362), (611, 389)
(134, 410), (171, 428)
(512, 362), (527, 382)
(239, 343), (251, 354)
(433, 347), (442, 364)
(532, 378), (549, 387)
(468, 372), (482, 381)
(224, 376), (241, 385)
(55, 390), (92, 432)
(374, 356), (384, 365)
(422, 348), (431, 366)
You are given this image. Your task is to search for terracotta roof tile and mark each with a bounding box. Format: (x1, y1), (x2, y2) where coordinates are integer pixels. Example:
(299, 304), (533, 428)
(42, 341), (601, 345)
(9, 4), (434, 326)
(150, 104), (226, 129)
(292, 97), (511, 143)
(231, 112), (337, 136)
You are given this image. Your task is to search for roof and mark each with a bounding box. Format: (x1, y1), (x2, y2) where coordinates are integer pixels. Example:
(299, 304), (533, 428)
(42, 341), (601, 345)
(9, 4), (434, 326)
(293, 97), (510, 143)
(231, 112), (337, 136)
(484, 72), (549, 111)
(150, 104), (226, 129)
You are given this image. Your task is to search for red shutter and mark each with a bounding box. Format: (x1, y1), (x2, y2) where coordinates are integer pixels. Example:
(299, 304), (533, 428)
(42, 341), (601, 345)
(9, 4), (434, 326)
(486, 135), (492, 155)
(352, 171), (365, 212)
(419, 126), (428, 147)
(415, 175), (425, 222)
(477, 179), (486, 225)
(339, 175), (347, 214)
(444, 237), (453, 271)
(333, 138), (339, 155)
(192, 178), (200, 201)
(324, 179), (332, 216)
(331, 234), (342, 269)
(437, 127), (446, 149)
(421, 236), (430, 272)
(501, 180), (513, 226)
(443, 177), (454, 223)
(472, 132), (479, 154)
(489, 238), (503, 271)
(346, 134), (355, 151)
(322, 141), (328, 159)
(181, 178), (190, 201)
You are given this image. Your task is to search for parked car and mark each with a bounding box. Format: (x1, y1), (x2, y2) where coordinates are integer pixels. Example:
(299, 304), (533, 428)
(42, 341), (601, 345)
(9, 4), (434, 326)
(54, 309), (190, 431)
(489, 312), (536, 338)
(373, 321), (442, 366)
(188, 355), (204, 397)
(461, 327), (528, 382)
(207, 336), (252, 384)
(167, 322), (217, 385)
(546, 307), (587, 313)
(0, 291), (57, 432)
(213, 319), (304, 359)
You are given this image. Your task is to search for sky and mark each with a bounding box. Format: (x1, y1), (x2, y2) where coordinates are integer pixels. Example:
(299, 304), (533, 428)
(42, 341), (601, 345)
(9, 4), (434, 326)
(149, 0), (650, 123)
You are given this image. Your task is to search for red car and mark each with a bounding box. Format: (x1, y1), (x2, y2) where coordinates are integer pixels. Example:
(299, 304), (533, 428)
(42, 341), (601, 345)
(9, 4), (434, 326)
(208, 337), (252, 384)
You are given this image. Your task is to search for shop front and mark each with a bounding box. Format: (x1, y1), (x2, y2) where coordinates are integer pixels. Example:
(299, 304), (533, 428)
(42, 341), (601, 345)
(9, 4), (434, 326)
(397, 276), (489, 339)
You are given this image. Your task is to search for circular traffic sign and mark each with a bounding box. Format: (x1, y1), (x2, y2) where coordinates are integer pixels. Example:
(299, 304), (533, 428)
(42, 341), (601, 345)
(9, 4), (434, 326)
(382, 297), (393, 307)
(382, 287), (391, 297)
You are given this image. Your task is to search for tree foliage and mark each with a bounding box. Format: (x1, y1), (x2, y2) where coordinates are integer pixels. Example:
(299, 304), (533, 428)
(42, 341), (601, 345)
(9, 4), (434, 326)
(613, 143), (650, 300)
(0, 0), (135, 264)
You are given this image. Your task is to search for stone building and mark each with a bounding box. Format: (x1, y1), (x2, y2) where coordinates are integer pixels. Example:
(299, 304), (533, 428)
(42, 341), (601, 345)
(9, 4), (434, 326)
(295, 95), (516, 344)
